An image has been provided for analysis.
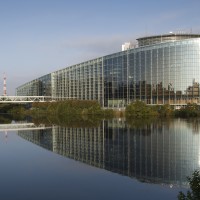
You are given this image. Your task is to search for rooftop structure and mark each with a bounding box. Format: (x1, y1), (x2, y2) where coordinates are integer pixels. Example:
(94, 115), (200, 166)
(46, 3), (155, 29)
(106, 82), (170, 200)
(137, 33), (200, 47)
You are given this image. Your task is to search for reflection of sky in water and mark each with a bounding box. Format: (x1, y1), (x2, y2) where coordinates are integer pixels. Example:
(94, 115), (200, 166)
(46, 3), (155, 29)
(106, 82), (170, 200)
(1, 119), (198, 200)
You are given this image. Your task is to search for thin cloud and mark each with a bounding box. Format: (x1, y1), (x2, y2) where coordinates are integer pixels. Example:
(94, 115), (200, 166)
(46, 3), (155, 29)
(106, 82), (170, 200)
(59, 35), (131, 54)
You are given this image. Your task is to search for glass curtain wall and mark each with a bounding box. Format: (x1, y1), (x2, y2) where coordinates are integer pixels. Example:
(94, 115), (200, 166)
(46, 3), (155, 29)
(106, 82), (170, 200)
(103, 51), (128, 108)
(16, 74), (52, 96)
(52, 58), (103, 104)
(16, 36), (200, 108)
(127, 39), (200, 105)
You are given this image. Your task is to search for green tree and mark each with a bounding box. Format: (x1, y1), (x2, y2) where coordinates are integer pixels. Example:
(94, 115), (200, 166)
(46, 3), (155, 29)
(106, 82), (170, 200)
(175, 103), (200, 117)
(125, 100), (158, 118)
(154, 104), (174, 117)
(178, 170), (200, 200)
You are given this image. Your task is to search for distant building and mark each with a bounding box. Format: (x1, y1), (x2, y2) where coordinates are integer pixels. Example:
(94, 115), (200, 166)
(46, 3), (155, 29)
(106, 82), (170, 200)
(16, 33), (200, 108)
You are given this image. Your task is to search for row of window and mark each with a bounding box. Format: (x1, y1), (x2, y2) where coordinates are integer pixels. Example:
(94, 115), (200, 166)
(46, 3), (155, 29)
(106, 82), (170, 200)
(16, 39), (200, 107)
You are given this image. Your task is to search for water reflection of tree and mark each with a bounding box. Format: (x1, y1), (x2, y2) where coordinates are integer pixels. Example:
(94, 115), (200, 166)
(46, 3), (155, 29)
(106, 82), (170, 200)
(0, 114), (12, 124)
(31, 114), (102, 128)
(125, 117), (175, 129)
(18, 118), (200, 189)
(126, 117), (157, 128)
(126, 117), (200, 134)
(185, 118), (200, 134)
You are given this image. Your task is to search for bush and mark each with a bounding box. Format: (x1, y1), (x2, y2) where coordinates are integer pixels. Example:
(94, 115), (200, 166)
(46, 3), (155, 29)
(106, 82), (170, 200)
(178, 170), (200, 200)
(31, 100), (104, 116)
(125, 100), (158, 118)
(174, 103), (200, 117)
(153, 104), (174, 117)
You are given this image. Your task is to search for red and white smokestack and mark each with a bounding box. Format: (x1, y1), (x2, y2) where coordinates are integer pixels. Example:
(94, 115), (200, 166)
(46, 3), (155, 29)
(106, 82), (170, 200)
(3, 73), (7, 96)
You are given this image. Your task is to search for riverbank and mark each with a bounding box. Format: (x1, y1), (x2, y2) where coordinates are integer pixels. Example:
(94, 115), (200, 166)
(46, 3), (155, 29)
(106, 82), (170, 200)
(14, 100), (115, 118)
(126, 101), (200, 118)
(8, 100), (200, 119)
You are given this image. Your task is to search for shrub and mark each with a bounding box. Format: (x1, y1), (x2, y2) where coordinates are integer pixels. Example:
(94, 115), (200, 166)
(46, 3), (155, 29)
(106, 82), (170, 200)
(178, 170), (200, 200)
(125, 100), (158, 118)
(174, 103), (200, 117)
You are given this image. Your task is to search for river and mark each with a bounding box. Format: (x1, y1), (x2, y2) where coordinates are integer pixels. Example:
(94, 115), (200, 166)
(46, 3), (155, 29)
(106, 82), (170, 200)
(1, 117), (199, 200)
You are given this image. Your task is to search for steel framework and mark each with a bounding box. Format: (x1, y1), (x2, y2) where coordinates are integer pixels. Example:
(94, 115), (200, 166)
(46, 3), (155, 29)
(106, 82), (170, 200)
(0, 96), (68, 103)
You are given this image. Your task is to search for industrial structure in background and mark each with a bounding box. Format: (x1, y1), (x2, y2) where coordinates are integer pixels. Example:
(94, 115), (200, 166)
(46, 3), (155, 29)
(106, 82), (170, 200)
(3, 73), (7, 96)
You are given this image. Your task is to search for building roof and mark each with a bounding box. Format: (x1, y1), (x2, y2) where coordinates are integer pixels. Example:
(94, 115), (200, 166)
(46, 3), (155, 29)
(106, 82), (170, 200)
(137, 33), (200, 47)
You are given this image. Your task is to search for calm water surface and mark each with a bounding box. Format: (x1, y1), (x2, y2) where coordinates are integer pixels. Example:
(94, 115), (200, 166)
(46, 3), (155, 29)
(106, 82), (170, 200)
(1, 118), (199, 200)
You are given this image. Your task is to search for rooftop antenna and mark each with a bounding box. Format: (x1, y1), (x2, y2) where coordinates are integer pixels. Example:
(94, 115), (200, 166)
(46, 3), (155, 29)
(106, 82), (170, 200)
(3, 73), (7, 96)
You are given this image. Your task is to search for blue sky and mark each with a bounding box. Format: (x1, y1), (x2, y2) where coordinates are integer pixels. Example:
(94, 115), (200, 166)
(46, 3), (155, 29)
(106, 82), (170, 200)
(0, 0), (200, 94)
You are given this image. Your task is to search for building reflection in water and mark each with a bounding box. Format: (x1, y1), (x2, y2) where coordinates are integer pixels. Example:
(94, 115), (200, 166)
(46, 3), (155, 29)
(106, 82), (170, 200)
(18, 119), (200, 187)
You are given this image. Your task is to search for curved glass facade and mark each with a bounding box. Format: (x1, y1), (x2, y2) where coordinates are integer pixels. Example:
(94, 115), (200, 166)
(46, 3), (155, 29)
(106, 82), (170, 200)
(16, 74), (52, 96)
(137, 33), (200, 47)
(16, 34), (200, 108)
(128, 38), (200, 105)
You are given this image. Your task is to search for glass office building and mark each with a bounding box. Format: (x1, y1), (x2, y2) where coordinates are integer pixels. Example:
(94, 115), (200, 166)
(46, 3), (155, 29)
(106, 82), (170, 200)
(16, 74), (52, 96)
(16, 33), (200, 108)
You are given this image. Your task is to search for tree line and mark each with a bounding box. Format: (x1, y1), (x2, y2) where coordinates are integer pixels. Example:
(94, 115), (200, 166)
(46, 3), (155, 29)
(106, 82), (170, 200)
(5, 100), (200, 119)
(125, 101), (200, 118)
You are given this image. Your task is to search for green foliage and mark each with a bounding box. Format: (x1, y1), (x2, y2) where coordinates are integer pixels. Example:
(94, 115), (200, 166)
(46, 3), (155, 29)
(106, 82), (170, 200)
(0, 104), (27, 116)
(0, 115), (12, 124)
(126, 117), (157, 128)
(31, 100), (106, 116)
(10, 106), (26, 114)
(178, 170), (200, 200)
(153, 104), (174, 117)
(21, 100), (200, 120)
(126, 102), (200, 119)
(102, 109), (114, 118)
(125, 100), (158, 118)
(31, 113), (102, 128)
(175, 103), (200, 117)
(0, 104), (19, 113)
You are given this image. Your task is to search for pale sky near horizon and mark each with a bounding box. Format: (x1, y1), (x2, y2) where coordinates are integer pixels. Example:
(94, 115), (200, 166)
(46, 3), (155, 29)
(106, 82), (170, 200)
(0, 0), (200, 95)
